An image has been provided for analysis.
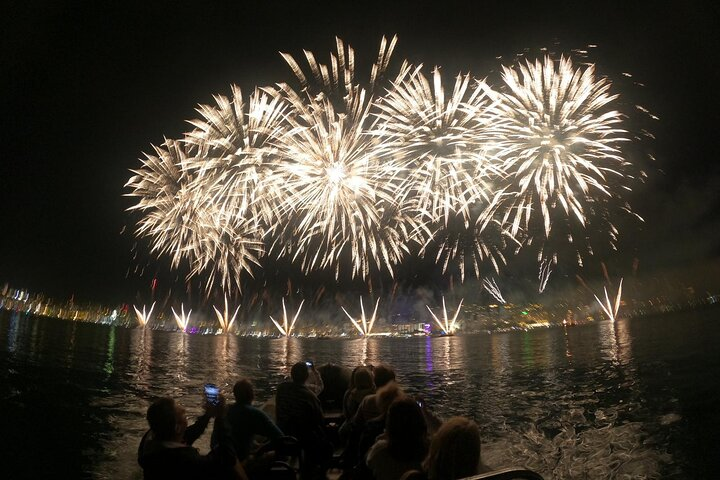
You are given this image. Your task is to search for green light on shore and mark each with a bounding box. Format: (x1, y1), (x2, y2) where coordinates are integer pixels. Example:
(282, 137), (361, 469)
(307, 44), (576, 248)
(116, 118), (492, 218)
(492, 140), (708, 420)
(522, 311), (528, 315)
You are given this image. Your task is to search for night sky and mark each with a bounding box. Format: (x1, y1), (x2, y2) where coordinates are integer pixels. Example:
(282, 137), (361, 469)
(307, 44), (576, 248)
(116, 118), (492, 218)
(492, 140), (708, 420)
(2, 0), (719, 304)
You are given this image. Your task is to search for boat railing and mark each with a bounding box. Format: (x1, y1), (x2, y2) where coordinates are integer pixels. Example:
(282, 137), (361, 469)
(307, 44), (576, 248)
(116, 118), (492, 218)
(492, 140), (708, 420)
(461, 467), (544, 480)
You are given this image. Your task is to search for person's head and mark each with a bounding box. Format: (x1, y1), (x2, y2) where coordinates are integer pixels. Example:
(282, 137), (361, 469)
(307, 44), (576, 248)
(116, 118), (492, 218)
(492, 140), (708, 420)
(423, 416), (481, 480)
(375, 381), (404, 417)
(386, 397), (428, 462)
(146, 397), (187, 442)
(349, 365), (362, 390)
(372, 364), (396, 389)
(290, 361), (310, 385)
(353, 367), (375, 391)
(233, 379), (254, 405)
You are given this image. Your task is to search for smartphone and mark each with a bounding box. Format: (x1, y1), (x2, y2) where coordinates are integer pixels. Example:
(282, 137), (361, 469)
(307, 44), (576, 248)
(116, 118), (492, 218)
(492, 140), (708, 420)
(204, 383), (220, 406)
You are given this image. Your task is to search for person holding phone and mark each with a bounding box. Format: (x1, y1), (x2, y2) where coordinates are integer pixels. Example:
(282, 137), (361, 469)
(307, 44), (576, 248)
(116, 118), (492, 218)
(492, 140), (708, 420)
(304, 360), (325, 396)
(138, 392), (248, 480)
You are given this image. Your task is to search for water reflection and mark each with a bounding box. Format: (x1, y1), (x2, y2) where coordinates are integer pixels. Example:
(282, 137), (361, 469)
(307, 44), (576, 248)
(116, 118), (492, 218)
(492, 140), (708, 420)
(7, 311), (19, 353)
(128, 328), (152, 393)
(0, 310), (716, 478)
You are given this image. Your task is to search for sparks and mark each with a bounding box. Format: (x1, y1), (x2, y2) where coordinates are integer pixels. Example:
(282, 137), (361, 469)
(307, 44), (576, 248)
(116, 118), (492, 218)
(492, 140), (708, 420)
(269, 298), (304, 336)
(212, 295), (240, 333)
(538, 257), (554, 293)
(425, 297), (464, 335)
(483, 278), (507, 304)
(133, 302), (155, 327)
(594, 278), (623, 322)
(171, 304), (192, 332)
(341, 297), (381, 336)
(482, 56), (631, 264)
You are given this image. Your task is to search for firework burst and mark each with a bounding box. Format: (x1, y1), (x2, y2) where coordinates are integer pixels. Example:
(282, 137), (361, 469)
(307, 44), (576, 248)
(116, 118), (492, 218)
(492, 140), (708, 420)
(425, 296), (463, 335)
(482, 56), (630, 263)
(126, 39), (643, 295)
(126, 140), (205, 270)
(133, 302), (155, 327)
(594, 278), (623, 322)
(269, 298), (304, 336)
(266, 36), (422, 279)
(341, 297), (380, 336)
(171, 304), (192, 332)
(483, 277), (507, 304)
(375, 66), (510, 281)
(213, 295), (240, 333)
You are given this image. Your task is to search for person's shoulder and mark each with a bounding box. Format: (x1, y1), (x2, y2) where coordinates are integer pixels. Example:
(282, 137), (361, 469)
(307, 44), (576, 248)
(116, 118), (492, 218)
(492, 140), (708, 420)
(366, 438), (390, 464)
(247, 404), (271, 417)
(276, 381), (293, 393)
(359, 392), (377, 407)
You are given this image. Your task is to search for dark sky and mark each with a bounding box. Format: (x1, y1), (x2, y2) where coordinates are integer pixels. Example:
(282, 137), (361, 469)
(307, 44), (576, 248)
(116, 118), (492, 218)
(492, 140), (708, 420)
(2, 0), (719, 304)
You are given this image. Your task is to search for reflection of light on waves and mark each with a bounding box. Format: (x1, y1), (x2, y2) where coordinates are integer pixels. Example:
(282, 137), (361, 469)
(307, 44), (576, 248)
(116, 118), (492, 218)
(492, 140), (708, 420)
(212, 334), (239, 387)
(64, 321), (78, 371)
(7, 312), (20, 353)
(563, 325), (573, 361)
(484, 333), (512, 418)
(168, 332), (190, 384)
(102, 326), (116, 378)
(341, 337), (374, 367)
(598, 318), (633, 365)
(483, 323), (669, 478)
(434, 335), (453, 372)
(129, 328), (152, 390)
(268, 337), (301, 375)
(490, 332), (509, 375)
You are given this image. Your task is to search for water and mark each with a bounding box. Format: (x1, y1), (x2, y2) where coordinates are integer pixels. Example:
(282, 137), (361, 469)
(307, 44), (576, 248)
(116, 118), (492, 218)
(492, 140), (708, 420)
(1, 308), (718, 479)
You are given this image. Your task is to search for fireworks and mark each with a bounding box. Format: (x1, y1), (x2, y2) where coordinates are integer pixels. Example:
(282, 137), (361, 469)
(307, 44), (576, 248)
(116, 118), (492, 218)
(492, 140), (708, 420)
(483, 278), (507, 304)
(376, 66), (508, 281)
(171, 304), (192, 332)
(538, 258), (554, 293)
(126, 39), (640, 293)
(594, 278), (623, 322)
(481, 56), (630, 264)
(426, 297), (464, 335)
(133, 302), (155, 327)
(213, 296), (240, 333)
(269, 298), (304, 336)
(265, 36), (422, 280)
(341, 297), (381, 336)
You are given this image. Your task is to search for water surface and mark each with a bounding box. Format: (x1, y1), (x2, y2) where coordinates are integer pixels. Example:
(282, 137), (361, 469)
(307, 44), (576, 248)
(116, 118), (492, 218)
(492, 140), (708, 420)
(1, 308), (718, 479)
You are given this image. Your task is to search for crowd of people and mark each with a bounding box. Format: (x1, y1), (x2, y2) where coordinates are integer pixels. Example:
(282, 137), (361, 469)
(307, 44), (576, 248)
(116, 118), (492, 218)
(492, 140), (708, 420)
(137, 362), (491, 480)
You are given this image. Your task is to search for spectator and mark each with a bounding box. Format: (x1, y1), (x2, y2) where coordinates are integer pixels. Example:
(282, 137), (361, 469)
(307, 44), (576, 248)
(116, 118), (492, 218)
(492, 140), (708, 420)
(343, 366), (376, 420)
(366, 397), (429, 480)
(318, 363), (352, 412)
(223, 379), (283, 461)
(422, 416), (487, 480)
(347, 382), (405, 478)
(352, 364), (396, 427)
(138, 396), (246, 480)
(305, 360), (325, 396)
(275, 362), (332, 478)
